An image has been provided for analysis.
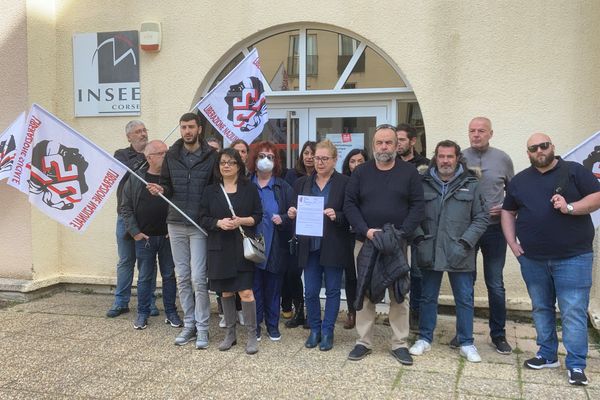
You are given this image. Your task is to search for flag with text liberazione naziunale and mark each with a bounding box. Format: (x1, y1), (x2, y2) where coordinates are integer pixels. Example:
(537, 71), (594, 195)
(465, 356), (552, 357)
(196, 48), (269, 145)
(0, 112), (25, 181)
(7, 104), (127, 232)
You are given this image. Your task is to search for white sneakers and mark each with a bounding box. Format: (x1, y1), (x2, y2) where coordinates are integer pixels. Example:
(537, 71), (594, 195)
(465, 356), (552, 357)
(410, 340), (481, 363)
(460, 345), (482, 363)
(409, 339), (432, 356)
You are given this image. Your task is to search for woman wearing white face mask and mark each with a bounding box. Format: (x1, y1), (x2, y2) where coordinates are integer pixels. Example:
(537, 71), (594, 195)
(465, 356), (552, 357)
(249, 141), (296, 341)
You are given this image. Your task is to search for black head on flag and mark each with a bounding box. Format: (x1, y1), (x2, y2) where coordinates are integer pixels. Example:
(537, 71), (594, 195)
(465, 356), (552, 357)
(583, 145), (600, 179)
(225, 76), (267, 132)
(0, 135), (16, 174)
(29, 140), (90, 211)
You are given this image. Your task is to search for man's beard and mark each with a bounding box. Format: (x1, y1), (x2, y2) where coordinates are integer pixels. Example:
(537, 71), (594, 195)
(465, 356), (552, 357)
(373, 150), (396, 163)
(529, 150), (555, 168)
(397, 147), (412, 157)
(183, 134), (199, 144)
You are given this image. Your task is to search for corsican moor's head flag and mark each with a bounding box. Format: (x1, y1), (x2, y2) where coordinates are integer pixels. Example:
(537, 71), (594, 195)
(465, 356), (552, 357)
(196, 48), (268, 145)
(7, 104), (127, 232)
(0, 113), (25, 181)
(563, 129), (600, 227)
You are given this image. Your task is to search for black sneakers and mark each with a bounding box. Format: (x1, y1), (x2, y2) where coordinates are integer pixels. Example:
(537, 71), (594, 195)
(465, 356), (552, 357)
(390, 347), (413, 366)
(449, 336), (459, 349)
(492, 336), (513, 355)
(524, 355), (560, 370)
(568, 368), (588, 386)
(348, 344), (372, 361)
(133, 314), (148, 330)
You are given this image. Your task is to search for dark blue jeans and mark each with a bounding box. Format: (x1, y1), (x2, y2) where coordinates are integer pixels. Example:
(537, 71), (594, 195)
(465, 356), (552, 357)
(518, 253), (592, 369)
(113, 216), (157, 309)
(254, 267), (282, 333)
(304, 250), (343, 336)
(419, 269), (474, 346)
(113, 215), (137, 308)
(474, 223), (507, 338)
(135, 235), (177, 317)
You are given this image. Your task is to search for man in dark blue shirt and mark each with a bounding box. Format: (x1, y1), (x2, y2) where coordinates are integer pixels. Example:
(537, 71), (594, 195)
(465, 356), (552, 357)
(502, 133), (600, 387)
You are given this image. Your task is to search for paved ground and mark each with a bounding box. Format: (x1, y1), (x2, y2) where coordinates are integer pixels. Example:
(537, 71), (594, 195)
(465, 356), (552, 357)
(0, 290), (599, 399)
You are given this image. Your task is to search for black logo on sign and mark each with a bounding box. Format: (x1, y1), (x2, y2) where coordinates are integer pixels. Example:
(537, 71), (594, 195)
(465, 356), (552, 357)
(225, 77), (267, 132)
(29, 140), (89, 211)
(92, 31), (139, 84)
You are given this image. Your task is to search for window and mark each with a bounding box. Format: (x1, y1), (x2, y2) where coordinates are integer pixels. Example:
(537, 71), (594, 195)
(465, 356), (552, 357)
(288, 34), (317, 77)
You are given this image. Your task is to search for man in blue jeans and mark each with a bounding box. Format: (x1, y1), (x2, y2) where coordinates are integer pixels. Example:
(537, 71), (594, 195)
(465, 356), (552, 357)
(106, 120), (158, 318)
(120, 140), (183, 330)
(409, 140), (489, 363)
(502, 133), (600, 386)
(462, 117), (514, 354)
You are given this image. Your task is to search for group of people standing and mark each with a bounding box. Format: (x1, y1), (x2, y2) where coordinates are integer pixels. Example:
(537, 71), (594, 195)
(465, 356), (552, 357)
(105, 113), (600, 387)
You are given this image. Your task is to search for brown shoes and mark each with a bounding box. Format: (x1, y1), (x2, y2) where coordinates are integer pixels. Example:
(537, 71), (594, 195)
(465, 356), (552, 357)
(343, 312), (355, 330)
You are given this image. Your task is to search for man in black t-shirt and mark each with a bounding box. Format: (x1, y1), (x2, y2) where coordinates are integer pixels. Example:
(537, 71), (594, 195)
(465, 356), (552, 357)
(502, 133), (600, 386)
(344, 124), (425, 365)
(121, 140), (182, 330)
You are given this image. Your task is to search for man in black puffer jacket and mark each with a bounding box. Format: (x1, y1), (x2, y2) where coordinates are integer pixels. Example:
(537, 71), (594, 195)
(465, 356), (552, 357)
(147, 113), (217, 349)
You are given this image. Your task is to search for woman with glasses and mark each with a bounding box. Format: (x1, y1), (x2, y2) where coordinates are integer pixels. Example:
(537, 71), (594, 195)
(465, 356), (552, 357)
(247, 141), (295, 341)
(340, 148), (369, 330)
(199, 148), (263, 354)
(282, 140), (317, 328)
(287, 140), (353, 351)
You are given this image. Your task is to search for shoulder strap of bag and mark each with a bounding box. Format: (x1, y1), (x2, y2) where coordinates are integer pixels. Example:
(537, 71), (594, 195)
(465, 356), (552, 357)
(220, 184), (247, 238)
(554, 160), (570, 195)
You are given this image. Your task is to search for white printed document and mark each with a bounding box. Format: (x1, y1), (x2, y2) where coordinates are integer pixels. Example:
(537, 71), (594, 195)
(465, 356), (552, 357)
(296, 195), (324, 237)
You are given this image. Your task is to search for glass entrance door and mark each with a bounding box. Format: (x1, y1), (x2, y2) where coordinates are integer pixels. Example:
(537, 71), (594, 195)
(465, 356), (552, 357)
(309, 106), (387, 171)
(265, 108), (309, 171)
(267, 105), (388, 172)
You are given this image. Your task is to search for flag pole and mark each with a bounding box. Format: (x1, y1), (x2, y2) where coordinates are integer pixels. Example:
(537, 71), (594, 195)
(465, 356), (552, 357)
(121, 164), (208, 236)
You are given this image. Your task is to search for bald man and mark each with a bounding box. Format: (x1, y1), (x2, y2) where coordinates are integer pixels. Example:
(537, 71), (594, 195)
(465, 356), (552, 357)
(120, 140), (182, 331)
(462, 117), (514, 355)
(501, 133), (600, 386)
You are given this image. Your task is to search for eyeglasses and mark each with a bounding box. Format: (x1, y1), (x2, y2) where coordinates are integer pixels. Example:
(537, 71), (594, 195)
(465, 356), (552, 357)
(375, 124), (397, 131)
(219, 160), (238, 166)
(314, 156), (333, 163)
(258, 153), (275, 161)
(527, 142), (552, 153)
(133, 128), (148, 134)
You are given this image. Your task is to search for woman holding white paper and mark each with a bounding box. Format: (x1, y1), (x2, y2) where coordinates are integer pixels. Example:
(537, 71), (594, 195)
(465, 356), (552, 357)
(287, 140), (353, 351)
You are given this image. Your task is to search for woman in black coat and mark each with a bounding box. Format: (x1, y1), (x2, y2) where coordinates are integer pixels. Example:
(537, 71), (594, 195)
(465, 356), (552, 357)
(282, 140), (316, 328)
(199, 148), (262, 354)
(287, 140), (353, 351)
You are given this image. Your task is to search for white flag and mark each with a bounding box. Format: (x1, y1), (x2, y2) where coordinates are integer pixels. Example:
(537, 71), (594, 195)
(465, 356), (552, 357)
(196, 48), (269, 145)
(0, 112), (25, 181)
(563, 130), (600, 227)
(7, 107), (40, 194)
(9, 104), (128, 232)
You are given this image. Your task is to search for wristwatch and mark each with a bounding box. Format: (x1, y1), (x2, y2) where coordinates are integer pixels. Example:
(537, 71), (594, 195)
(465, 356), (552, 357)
(566, 203), (574, 215)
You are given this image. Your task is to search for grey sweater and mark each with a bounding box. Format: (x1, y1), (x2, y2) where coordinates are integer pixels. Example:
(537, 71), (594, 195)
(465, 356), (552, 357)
(462, 146), (514, 224)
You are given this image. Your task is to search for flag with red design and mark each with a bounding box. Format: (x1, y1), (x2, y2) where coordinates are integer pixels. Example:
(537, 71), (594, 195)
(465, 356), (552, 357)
(0, 113), (25, 181)
(8, 104), (127, 232)
(196, 48), (269, 145)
